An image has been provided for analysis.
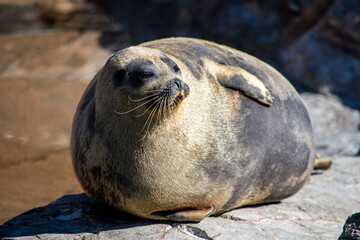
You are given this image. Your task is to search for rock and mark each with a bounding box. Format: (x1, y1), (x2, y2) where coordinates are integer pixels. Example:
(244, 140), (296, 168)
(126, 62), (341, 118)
(36, 0), (114, 30)
(301, 93), (360, 157)
(1, 156), (359, 239)
(339, 212), (360, 240)
(0, 0), (46, 33)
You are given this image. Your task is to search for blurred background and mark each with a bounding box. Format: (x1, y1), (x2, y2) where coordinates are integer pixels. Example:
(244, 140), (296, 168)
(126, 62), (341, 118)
(0, 0), (359, 224)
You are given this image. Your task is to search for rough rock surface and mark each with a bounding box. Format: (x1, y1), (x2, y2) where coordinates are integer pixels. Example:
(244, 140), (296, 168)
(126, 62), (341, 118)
(301, 93), (360, 157)
(1, 154), (360, 239)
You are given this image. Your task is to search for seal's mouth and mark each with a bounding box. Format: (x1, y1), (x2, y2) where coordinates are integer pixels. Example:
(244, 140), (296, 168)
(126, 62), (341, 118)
(168, 90), (185, 108)
(148, 78), (190, 109)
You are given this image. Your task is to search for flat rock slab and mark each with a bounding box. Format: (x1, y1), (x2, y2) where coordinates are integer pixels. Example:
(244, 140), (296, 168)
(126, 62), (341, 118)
(1, 156), (359, 240)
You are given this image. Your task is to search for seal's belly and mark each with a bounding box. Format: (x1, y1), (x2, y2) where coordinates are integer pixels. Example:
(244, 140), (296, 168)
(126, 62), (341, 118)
(118, 89), (314, 215)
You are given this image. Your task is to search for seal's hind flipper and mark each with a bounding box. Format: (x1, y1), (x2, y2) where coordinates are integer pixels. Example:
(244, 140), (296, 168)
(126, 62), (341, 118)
(203, 59), (274, 106)
(149, 205), (215, 222)
(314, 154), (332, 170)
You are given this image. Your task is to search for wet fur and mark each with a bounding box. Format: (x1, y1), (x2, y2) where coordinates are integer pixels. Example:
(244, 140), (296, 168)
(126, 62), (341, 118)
(71, 37), (315, 222)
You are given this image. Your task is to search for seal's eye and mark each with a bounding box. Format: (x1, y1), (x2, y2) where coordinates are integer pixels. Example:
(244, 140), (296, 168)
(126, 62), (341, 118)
(127, 60), (159, 86)
(136, 71), (155, 80)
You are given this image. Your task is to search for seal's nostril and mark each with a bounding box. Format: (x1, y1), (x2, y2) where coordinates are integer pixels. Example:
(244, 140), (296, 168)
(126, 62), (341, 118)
(172, 78), (183, 89)
(174, 80), (181, 89)
(165, 78), (189, 99)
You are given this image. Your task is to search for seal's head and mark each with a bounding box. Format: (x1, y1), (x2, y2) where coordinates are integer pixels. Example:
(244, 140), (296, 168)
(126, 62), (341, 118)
(97, 47), (190, 122)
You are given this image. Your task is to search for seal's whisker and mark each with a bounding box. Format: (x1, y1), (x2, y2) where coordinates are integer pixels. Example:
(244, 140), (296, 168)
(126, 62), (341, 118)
(136, 105), (153, 118)
(166, 95), (174, 115)
(161, 95), (167, 116)
(156, 95), (167, 125)
(129, 93), (160, 102)
(138, 96), (163, 135)
(145, 100), (162, 135)
(115, 96), (159, 115)
(164, 96), (169, 114)
(138, 102), (161, 140)
(138, 109), (154, 136)
(161, 95), (167, 121)
(136, 94), (164, 117)
(152, 97), (163, 123)
(144, 89), (163, 94)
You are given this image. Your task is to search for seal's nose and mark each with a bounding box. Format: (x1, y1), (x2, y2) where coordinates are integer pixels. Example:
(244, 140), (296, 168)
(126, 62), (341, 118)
(169, 78), (190, 97)
(174, 79), (181, 89)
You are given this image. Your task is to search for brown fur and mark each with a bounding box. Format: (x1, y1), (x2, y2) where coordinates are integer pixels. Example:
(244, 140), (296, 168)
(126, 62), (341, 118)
(71, 37), (315, 222)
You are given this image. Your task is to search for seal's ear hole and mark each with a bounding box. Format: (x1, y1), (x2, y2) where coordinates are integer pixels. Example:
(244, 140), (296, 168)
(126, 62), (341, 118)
(160, 56), (181, 74)
(113, 69), (126, 87)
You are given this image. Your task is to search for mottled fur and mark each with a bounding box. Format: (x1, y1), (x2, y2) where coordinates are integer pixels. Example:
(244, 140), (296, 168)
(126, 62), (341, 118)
(71, 37), (315, 222)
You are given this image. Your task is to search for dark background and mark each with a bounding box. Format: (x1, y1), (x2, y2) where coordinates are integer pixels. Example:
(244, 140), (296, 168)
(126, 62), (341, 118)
(0, 0), (360, 109)
(2, 0), (359, 108)
(47, 0), (360, 108)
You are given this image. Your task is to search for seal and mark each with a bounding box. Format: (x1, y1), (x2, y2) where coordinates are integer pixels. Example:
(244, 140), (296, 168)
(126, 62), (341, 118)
(71, 37), (315, 222)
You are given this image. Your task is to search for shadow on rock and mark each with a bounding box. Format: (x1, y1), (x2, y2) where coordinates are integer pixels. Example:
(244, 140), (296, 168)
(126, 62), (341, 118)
(0, 194), (156, 238)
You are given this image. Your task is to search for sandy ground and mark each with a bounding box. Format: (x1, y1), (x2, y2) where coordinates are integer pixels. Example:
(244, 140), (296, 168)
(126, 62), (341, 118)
(0, 150), (82, 224)
(0, 30), (111, 224)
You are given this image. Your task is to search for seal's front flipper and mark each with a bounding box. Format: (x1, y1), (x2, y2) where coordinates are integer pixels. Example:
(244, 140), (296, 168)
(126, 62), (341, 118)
(219, 73), (274, 107)
(149, 205), (215, 222)
(203, 59), (274, 106)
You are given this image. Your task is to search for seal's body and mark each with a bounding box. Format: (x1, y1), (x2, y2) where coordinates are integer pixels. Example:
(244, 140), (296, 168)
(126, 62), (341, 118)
(71, 38), (315, 222)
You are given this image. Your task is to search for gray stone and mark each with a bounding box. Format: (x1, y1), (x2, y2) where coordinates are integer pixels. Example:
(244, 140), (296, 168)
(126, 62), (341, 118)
(301, 93), (360, 157)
